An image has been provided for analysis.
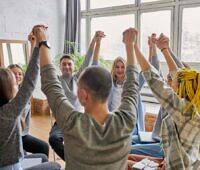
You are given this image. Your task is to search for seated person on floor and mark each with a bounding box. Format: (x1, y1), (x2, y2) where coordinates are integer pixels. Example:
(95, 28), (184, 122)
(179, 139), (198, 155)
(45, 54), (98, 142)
(134, 28), (200, 169)
(91, 30), (145, 137)
(7, 33), (49, 157)
(0, 28), (60, 170)
(34, 25), (139, 170)
(131, 33), (186, 158)
(48, 31), (103, 161)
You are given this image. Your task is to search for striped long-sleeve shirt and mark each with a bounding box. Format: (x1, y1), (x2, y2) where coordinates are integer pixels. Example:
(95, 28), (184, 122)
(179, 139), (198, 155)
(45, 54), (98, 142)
(143, 67), (200, 170)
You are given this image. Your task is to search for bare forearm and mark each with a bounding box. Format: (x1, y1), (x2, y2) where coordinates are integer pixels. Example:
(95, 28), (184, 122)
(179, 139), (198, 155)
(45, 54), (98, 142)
(93, 42), (101, 61)
(39, 46), (52, 68)
(162, 48), (178, 72)
(134, 44), (151, 71)
(125, 44), (136, 66)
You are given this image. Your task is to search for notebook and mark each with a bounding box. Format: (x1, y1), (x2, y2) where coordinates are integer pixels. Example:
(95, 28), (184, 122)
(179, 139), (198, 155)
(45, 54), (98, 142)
(138, 131), (155, 143)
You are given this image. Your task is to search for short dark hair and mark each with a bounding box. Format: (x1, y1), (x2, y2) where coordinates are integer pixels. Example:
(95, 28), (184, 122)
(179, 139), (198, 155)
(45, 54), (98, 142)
(0, 68), (15, 102)
(60, 54), (74, 63)
(78, 66), (112, 102)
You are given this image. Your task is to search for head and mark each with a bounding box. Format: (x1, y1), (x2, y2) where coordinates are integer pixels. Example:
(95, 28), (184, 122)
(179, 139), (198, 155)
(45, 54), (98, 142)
(8, 64), (24, 85)
(175, 68), (200, 116)
(59, 55), (74, 77)
(77, 66), (112, 108)
(0, 68), (18, 104)
(111, 57), (126, 83)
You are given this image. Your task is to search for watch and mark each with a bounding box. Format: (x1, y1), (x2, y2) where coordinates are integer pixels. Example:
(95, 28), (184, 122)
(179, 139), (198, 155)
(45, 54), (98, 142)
(39, 41), (51, 49)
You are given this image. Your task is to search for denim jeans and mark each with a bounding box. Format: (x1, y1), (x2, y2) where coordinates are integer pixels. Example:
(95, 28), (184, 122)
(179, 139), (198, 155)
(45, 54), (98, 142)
(49, 122), (65, 160)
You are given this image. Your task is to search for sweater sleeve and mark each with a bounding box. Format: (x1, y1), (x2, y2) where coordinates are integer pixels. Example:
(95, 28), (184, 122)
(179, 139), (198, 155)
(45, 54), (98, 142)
(75, 48), (93, 79)
(114, 65), (139, 132)
(1, 48), (39, 120)
(41, 64), (76, 130)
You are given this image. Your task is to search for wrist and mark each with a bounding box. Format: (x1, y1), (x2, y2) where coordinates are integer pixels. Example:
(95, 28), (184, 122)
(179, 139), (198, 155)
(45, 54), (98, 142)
(161, 48), (168, 52)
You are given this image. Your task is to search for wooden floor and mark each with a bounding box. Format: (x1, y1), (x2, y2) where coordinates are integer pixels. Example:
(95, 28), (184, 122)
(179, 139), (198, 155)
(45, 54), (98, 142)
(29, 114), (65, 168)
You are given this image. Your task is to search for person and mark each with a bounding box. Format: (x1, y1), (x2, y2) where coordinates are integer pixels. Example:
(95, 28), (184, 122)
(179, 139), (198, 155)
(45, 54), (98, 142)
(34, 25), (139, 169)
(130, 33), (190, 158)
(91, 31), (145, 136)
(0, 29), (60, 170)
(7, 33), (49, 157)
(130, 33), (165, 158)
(48, 31), (104, 160)
(133, 29), (200, 169)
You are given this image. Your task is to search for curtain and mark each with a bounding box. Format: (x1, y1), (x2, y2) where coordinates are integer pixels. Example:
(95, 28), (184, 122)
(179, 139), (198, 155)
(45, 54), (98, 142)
(64, 0), (81, 54)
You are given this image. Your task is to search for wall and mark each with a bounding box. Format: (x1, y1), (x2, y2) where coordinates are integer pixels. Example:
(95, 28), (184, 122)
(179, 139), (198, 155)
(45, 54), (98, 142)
(0, 0), (66, 98)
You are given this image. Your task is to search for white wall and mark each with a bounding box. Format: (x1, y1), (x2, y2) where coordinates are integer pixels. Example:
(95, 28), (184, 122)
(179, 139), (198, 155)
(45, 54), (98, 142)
(0, 0), (66, 99)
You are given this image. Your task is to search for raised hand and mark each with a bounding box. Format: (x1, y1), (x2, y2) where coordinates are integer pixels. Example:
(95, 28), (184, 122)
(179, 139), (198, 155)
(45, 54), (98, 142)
(28, 32), (36, 48)
(94, 31), (105, 43)
(148, 33), (157, 48)
(156, 33), (169, 51)
(32, 24), (48, 45)
(123, 28), (138, 45)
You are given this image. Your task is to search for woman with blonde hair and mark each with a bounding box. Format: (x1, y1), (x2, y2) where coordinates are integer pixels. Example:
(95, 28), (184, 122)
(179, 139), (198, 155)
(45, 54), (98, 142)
(108, 56), (145, 135)
(8, 63), (49, 157)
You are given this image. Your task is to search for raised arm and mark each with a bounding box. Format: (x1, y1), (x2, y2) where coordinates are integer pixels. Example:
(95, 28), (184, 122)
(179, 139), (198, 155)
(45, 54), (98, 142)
(34, 25), (75, 130)
(92, 31), (105, 66)
(75, 32), (98, 78)
(115, 28), (139, 130)
(156, 34), (178, 72)
(28, 32), (37, 54)
(134, 31), (185, 125)
(2, 34), (39, 119)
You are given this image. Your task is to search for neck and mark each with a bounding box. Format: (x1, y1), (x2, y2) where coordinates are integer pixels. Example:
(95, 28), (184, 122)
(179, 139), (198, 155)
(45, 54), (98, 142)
(85, 101), (109, 125)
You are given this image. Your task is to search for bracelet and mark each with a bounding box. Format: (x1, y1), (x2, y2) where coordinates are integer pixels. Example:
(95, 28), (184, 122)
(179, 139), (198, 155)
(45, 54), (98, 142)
(161, 48), (167, 52)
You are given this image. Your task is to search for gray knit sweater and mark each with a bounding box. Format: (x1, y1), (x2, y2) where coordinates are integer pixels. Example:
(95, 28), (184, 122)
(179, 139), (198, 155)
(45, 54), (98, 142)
(0, 48), (39, 167)
(41, 64), (139, 170)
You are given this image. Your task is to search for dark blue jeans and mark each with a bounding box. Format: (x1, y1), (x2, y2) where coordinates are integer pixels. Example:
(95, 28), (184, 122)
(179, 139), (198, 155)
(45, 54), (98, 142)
(49, 122), (65, 160)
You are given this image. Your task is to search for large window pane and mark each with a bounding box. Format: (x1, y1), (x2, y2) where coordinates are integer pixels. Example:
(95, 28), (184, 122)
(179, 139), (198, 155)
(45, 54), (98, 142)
(91, 14), (135, 60)
(141, 10), (171, 61)
(81, 0), (86, 10)
(91, 0), (134, 9)
(181, 7), (200, 62)
(81, 19), (86, 55)
(10, 43), (26, 65)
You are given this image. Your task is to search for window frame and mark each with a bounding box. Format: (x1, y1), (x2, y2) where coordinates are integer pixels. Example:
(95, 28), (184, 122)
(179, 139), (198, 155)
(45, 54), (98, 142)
(81, 0), (200, 104)
(0, 39), (29, 67)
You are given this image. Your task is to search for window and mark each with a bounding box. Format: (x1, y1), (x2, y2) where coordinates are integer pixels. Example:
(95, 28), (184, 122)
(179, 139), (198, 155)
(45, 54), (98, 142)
(81, 0), (86, 10)
(181, 7), (200, 62)
(141, 10), (171, 61)
(81, 19), (86, 55)
(91, 14), (135, 60)
(141, 0), (169, 3)
(0, 40), (28, 67)
(91, 0), (134, 9)
(10, 43), (26, 66)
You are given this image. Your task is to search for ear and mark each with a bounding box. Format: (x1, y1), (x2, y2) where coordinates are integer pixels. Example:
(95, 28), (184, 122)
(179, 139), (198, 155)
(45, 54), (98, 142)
(78, 88), (88, 106)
